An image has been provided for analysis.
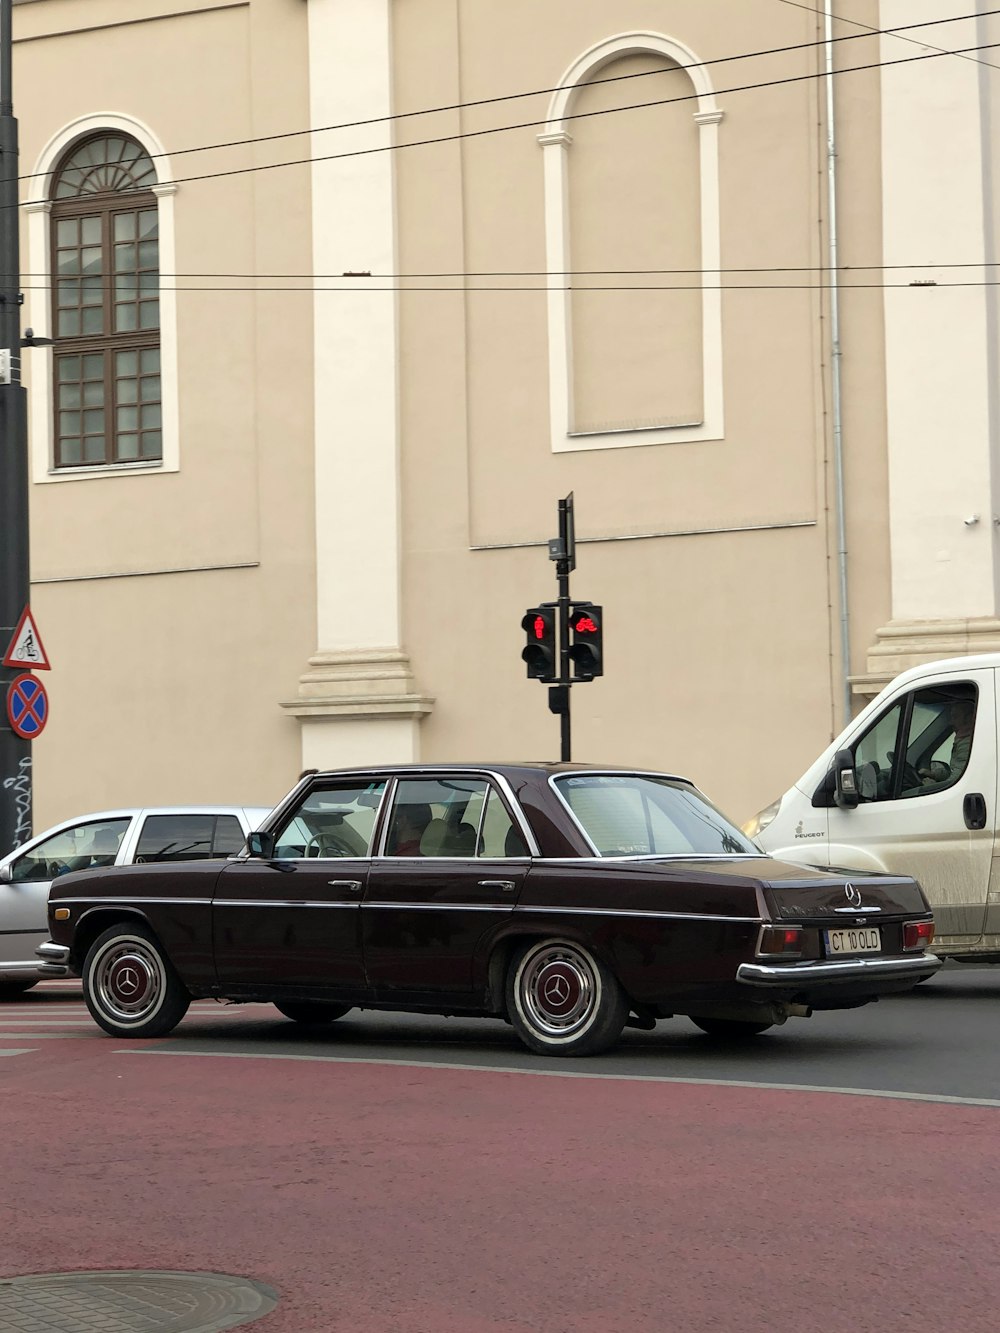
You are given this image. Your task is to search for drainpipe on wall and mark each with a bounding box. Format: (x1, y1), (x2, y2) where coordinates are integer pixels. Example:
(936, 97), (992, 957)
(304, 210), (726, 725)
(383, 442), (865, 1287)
(824, 0), (853, 727)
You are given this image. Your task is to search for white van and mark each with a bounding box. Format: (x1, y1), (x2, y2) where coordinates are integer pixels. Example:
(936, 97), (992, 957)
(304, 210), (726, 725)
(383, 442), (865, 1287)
(746, 653), (1000, 963)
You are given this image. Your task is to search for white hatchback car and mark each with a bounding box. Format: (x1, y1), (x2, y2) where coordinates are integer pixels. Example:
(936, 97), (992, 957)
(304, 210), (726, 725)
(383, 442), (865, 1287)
(0, 805), (272, 995)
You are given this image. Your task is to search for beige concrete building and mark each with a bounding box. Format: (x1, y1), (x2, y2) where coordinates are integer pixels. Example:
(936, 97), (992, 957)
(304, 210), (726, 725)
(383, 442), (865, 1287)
(9, 0), (999, 833)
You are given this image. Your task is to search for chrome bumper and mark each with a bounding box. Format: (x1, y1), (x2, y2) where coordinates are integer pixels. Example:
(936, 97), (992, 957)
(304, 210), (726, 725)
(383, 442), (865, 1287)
(35, 941), (71, 978)
(737, 951), (942, 988)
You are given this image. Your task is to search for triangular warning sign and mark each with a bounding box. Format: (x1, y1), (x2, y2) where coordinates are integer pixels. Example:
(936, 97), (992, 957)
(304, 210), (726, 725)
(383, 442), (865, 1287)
(3, 607), (51, 671)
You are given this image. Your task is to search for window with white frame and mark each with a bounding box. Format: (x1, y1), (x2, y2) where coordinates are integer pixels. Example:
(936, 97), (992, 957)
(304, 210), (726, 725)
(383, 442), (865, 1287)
(49, 134), (162, 469)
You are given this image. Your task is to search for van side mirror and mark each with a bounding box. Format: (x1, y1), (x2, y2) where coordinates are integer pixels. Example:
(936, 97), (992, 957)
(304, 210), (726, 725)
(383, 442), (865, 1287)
(247, 830), (276, 859)
(0, 863), (10, 884)
(832, 749), (859, 810)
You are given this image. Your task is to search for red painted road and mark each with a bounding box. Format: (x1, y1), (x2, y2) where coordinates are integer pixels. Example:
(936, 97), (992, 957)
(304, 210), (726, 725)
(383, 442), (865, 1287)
(3, 994), (1000, 1332)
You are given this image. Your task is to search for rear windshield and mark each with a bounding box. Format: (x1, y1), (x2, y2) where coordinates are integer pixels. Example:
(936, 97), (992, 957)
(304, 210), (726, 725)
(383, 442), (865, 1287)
(553, 774), (757, 857)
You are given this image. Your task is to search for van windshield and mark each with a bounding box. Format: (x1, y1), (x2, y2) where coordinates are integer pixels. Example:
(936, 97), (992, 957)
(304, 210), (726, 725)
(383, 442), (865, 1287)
(552, 774), (758, 857)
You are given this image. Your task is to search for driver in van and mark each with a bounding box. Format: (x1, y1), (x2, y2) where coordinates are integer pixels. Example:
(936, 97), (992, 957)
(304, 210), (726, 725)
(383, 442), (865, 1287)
(917, 698), (975, 786)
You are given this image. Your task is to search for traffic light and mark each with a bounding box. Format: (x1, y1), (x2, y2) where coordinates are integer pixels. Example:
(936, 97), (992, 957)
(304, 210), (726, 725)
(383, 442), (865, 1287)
(522, 607), (556, 680)
(568, 603), (603, 680)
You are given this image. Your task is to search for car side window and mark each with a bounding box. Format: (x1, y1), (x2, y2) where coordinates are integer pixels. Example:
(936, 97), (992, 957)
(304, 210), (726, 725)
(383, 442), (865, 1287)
(135, 815), (216, 862)
(213, 816), (248, 856)
(477, 786), (529, 857)
(272, 782), (386, 860)
(384, 777), (488, 857)
(853, 684), (978, 802)
(10, 817), (131, 880)
(852, 702), (905, 803)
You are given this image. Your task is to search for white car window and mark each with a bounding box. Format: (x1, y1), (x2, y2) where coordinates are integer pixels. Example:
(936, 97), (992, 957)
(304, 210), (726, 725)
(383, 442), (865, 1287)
(10, 818), (131, 882)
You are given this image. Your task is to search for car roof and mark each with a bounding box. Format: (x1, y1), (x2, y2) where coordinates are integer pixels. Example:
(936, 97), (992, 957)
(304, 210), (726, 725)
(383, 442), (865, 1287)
(41, 806), (272, 821)
(302, 763), (691, 782)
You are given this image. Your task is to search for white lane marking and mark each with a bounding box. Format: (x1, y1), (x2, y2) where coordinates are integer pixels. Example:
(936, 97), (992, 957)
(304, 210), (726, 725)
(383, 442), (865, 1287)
(0, 1032), (94, 1039)
(114, 1048), (1000, 1110)
(0, 1020), (97, 1027)
(0, 1049), (33, 1056)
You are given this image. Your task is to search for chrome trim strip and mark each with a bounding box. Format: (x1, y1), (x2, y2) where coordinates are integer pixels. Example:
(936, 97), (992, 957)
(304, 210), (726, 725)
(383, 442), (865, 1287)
(737, 953), (942, 987)
(363, 902), (514, 913)
(832, 906), (882, 914)
(50, 896), (213, 907)
(516, 906), (761, 923)
(534, 854), (759, 864)
(213, 899), (360, 910)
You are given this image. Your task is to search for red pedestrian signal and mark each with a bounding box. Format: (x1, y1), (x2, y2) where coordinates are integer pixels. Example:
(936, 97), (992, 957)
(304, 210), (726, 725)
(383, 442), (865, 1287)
(568, 603), (603, 680)
(521, 607), (556, 680)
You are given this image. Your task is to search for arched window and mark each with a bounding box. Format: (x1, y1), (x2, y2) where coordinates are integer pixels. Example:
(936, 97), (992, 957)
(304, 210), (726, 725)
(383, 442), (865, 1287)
(539, 34), (724, 453)
(50, 133), (161, 469)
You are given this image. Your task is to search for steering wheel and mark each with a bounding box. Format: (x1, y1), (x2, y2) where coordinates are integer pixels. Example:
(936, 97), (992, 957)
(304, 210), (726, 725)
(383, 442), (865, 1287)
(304, 834), (356, 859)
(890, 751), (923, 791)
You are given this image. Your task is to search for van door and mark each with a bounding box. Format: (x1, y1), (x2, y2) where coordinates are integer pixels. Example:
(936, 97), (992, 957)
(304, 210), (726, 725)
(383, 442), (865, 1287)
(825, 667), (996, 942)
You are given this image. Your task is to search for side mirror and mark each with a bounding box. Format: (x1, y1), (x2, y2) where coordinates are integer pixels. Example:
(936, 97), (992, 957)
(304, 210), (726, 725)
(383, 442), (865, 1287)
(832, 749), (859, 810)
(247, 830), (276, 860)
(0, 863), (10, 884)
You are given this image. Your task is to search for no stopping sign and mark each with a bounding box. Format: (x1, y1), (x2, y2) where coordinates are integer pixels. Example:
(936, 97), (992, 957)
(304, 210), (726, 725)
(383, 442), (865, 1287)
(7, 673), (49, 739)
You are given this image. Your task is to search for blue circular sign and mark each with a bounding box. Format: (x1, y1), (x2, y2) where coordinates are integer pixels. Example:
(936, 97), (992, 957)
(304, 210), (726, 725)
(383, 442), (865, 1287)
(7, 673), (49, 739)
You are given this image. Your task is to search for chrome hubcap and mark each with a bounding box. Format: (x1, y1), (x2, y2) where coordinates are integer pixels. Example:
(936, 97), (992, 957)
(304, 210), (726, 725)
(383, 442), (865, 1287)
(519, 944), (599, 1039)
(93, 939), (163, 1022)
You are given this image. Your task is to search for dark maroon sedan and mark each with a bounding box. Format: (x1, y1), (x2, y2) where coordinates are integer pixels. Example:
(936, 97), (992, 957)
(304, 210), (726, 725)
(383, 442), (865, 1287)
(37, 765), (940, 1055)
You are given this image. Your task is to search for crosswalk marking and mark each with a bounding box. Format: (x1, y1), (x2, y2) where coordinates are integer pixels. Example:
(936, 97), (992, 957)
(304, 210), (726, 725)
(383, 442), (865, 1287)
(0, 1032), (93, 1039)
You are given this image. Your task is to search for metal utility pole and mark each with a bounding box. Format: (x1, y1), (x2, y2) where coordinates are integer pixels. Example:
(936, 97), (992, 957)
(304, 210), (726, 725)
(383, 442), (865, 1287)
(0, 0), (32, 852)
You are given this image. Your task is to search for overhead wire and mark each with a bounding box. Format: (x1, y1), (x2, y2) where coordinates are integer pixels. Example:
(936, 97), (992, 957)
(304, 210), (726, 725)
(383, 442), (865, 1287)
(10, 32), (1000, 213)
(773, 0), (1000, 71)
(16, 8), (997, 187)
(17, 279), (1000, 294)
(18, 261), (1000, 280)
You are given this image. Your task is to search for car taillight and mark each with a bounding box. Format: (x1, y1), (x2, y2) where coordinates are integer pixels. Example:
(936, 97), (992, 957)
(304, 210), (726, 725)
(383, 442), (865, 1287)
(757, 926), (803, 958)
(903, 920), (935, 951)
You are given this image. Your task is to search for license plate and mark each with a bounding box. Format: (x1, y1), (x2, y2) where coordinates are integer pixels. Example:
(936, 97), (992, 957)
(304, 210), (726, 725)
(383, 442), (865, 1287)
(824, 927), (881, 956)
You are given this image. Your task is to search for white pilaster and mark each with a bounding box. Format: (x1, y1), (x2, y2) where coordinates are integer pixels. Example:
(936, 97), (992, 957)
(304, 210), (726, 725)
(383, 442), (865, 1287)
(307, 0), (400, 650)
(880, 1), (999, 622)
(290, 0), (431, 763)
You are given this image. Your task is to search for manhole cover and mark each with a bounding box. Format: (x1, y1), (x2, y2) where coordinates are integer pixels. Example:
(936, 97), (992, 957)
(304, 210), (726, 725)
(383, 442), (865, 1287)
(0, 1270), (278, 1333)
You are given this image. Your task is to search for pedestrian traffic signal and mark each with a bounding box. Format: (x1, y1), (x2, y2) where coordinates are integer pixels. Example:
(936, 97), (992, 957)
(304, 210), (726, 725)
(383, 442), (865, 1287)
(522, 607), (556, 680)
(568, 604), (603, 680)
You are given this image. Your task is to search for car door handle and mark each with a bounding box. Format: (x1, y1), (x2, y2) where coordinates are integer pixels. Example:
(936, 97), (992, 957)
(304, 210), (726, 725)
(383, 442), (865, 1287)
(328, 879), (363, 892)
(479, 879), (516, 893)
(963, 793), (987, 830)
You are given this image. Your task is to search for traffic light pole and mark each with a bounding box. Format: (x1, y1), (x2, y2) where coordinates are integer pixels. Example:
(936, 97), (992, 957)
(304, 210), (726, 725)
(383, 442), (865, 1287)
(554, 496), (573, 762)
(0, 0), (32, 853)
(522, 495), (603, 764)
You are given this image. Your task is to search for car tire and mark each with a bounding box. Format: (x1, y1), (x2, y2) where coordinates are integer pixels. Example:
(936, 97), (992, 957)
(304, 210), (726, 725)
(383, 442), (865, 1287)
(506, 938), (628, 1057)
(83, 923), (190, 1038)
(690, 1017), (774, 1039)
(273, 1001), (352, 1024)
(0, 980), (38, 998)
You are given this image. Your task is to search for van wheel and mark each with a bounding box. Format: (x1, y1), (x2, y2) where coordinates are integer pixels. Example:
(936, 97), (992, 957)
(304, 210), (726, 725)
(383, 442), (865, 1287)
(506, 939), (628, 1056)
(274, 1001), (351, 1024)
(691, 1017), (774, 1039)
(83, 923), (190, 1037)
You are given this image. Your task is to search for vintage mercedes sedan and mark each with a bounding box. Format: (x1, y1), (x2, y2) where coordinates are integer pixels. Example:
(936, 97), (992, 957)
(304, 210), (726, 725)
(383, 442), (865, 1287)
(37, 765), (941, 1056)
